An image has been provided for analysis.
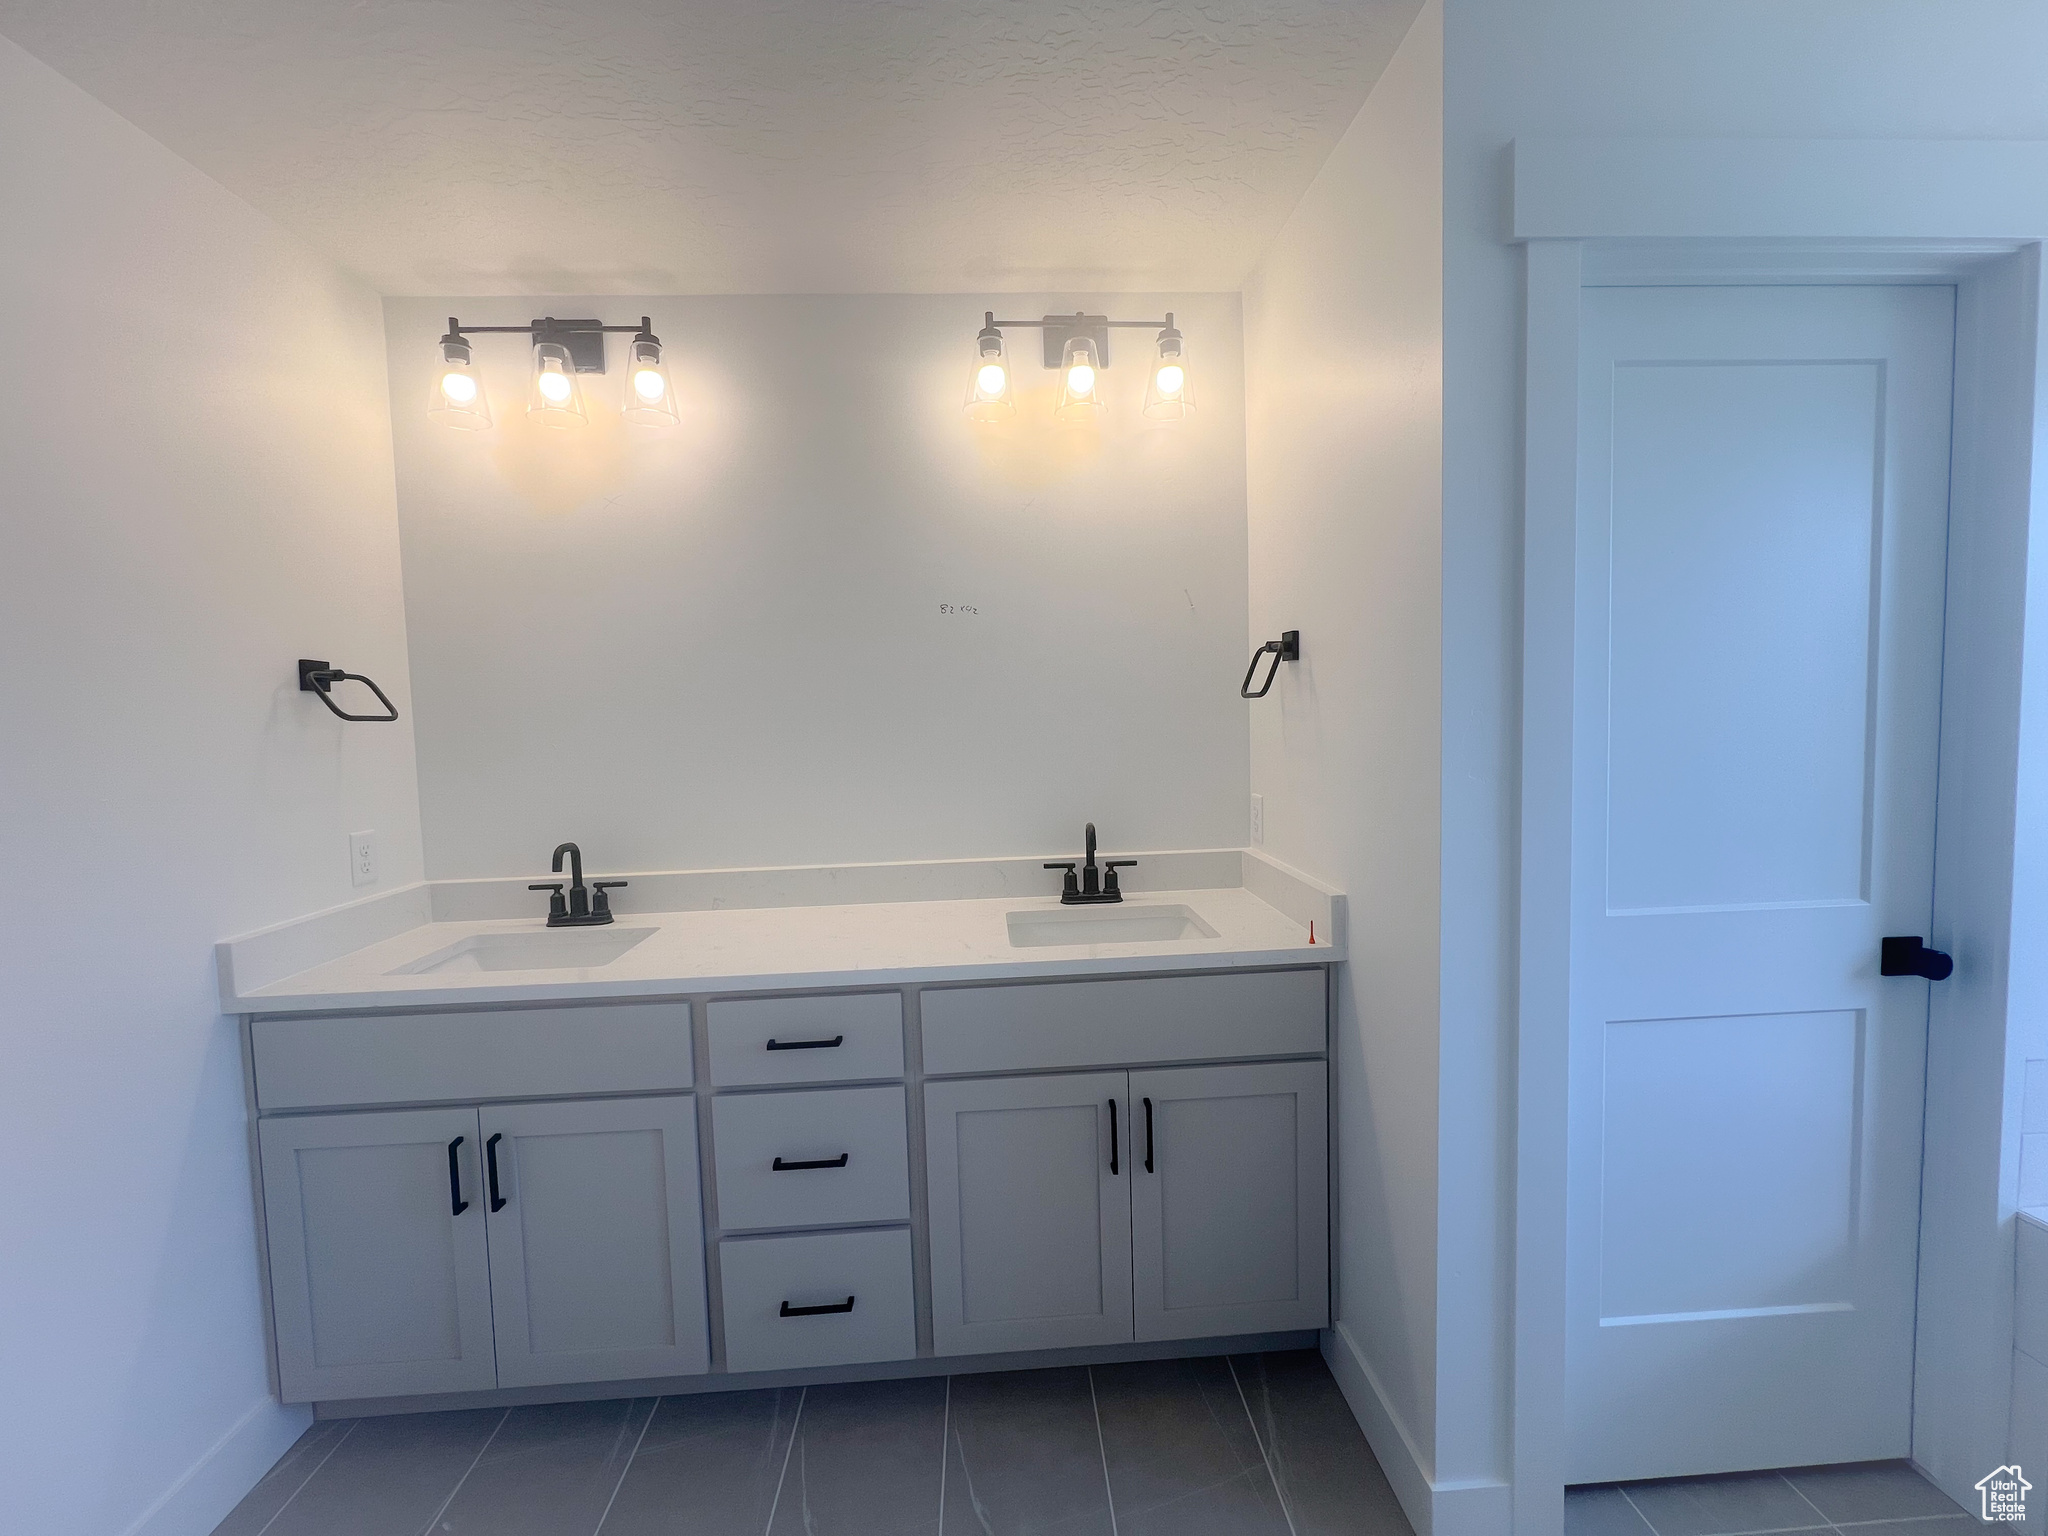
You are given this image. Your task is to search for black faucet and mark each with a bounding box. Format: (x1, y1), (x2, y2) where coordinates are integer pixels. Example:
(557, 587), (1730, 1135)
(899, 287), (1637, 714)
(1046, 822), (1136, 905)
(529, 842), (628, 927)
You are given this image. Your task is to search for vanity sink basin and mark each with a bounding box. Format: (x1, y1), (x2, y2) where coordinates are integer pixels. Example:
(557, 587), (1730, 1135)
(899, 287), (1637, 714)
(391, 927), (658, 976)
(1005, 904), (1219, 948)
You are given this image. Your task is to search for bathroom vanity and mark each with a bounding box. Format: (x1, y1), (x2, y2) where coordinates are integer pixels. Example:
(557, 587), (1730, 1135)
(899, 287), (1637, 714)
(222, 852), (1339, 1413)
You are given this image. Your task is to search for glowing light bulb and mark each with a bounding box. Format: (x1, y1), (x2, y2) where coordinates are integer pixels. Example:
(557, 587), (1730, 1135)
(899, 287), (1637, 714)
(439, 370), (478, 403)
(537, 368), (572, 403)
(1154, 363), (1184, 397)
(1066, 363), (1096, 397)
(633, 367), (666, 403)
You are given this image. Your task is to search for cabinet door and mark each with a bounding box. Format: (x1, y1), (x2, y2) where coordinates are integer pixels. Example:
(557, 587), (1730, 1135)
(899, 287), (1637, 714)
(259, 1107), (496, 1402)
(480, 1096), (709, 1387)
(925, 1071), (1132, 1355)
(1129, 1061), (1328, 1341)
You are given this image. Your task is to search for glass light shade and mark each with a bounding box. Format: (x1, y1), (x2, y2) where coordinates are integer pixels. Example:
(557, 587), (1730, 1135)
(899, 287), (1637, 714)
(527, 339), (588, 428)
(622, 335), (679, 426)
(964, 327), (1015, 422)
(1141, 328), (1194, 421)
(427, 336), (491, 430)
(1055, 336), (1103, 423)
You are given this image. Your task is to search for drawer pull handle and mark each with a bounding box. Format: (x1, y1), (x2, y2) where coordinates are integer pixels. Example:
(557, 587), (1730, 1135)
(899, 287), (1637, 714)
(1143, 1097), (1154, 1173)
(447, 1136), (469, 1216)
(780, 1296), (856, 1317)
(766, 1035), (844, 1051)
(772, 1154), (850, 1171)
(486, 1132), (507, 1211)
(1109, 1097), (1120, 1176)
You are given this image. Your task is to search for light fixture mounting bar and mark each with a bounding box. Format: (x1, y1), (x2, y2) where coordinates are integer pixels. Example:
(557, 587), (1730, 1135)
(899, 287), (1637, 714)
(443, 315), (659, 375)
(983, 313), (1172, 370)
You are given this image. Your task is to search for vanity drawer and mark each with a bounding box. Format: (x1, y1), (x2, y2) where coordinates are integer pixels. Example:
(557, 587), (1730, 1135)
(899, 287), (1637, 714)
(706, 993), (903, 1085)
(713, 1086), (910, 1231)
(252, 1003), (693, 1110)
(921, 969), (1325, 1076)
(719, 1227), (916, 1373)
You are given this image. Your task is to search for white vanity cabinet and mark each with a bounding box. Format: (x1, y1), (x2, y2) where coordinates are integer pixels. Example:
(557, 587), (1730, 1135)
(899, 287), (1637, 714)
(245, 963), (1329, 1409)
(924, 1060), (1327, 1356)
(1129, 1060), (1328, 1341)
(258, 1106), (499, 1401)
(925, 1072), (1135, 1355)
(477, 1096), (708, 1388)
(260, 1095), (709, 1401)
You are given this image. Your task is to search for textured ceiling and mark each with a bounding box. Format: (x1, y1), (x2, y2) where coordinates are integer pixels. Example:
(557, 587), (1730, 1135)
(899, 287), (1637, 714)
(0, 0), (1419, 295)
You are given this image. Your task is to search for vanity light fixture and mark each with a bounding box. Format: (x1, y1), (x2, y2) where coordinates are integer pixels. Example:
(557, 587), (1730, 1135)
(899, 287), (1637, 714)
(963, 310), (1192, 423)
(622, 327), (679, 426)
(963, 314), (1015, 421)
(428, 329), (491, 430)
(1141, 317), (1193, 421)
(428, 315), (676, 431)
(1055, 335), (1103, 423)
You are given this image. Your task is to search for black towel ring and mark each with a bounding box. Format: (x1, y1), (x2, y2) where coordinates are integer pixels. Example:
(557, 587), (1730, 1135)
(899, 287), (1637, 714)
(1241, 631), (1300, 699)
(298, 658), (400, 722)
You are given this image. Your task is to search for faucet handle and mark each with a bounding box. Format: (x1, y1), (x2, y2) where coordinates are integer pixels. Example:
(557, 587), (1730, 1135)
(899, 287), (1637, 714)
(1044, 861), (1080, 900)
(1103, 860), (1137, 897)
(591, 880), (628, 917)
(528, 882), (568, 921)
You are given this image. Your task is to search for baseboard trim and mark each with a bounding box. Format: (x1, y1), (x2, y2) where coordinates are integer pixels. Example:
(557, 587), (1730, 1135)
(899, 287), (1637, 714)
(1320, 1323), (1512, 1536)
(121, 1397), (311, 1536)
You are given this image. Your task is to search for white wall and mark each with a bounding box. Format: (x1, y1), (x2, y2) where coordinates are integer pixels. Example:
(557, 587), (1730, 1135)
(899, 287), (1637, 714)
(1242, 0), (1448, 1516)
(1442, 0), (2048, 1519)
(0, 34), (424, 1536)
(383, 294), (1250, 879)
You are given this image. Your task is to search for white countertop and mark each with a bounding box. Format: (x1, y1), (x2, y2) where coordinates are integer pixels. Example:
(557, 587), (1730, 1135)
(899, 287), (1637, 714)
(221, 855), (1340, 1015)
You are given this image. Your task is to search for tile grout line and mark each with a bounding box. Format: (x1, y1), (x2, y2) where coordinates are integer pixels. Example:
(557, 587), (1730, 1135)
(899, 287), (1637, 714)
(415, 1407), (510, 1536)
(1227, 1356), (1301, 1536)
(1088, 1366), (1122, 1536)
(250, 1420), (359, 1536)
(936, 1375), (952, 1535)
(591, 1397), (661, 1536)
(761, 1387), (808, 1536)
(1781, 1472), (1853, 1536)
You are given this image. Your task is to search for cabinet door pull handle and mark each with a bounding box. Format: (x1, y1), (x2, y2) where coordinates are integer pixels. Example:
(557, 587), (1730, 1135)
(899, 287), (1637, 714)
(1109, 1097), (1120, 1176)
(766, 1035), (844, 1051)
(1143, 1096), (1154, 1173)
(772, 1154), (851, 1171)
(447, 1136), (469, 1216)
(486, 1132), (507, 1211)
(780, 1296), (856, 1317)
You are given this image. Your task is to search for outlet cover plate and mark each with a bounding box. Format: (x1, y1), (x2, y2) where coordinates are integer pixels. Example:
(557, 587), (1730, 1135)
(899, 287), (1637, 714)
(349, 830), (377, 888)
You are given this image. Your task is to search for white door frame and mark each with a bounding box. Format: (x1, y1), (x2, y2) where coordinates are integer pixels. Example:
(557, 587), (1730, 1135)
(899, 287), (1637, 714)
(1512, 136), (2048, 1535)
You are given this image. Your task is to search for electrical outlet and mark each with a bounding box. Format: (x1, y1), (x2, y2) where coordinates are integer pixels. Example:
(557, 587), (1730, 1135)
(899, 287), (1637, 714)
(349, 830), (377, 888)
(1249, 794), (1265, 846)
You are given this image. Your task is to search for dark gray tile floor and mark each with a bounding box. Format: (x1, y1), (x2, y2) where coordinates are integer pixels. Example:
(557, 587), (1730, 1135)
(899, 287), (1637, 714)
(213, 1349), (1413, 1536)
(1567, 1463), (1975, 1536)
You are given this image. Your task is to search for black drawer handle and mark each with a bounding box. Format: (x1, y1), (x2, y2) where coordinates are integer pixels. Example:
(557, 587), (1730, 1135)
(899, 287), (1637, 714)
(772, 1154), (851, 1171)
(780, 1296), (856, 1317)
(486, 1132), (507, 1211)
(1109, 1097), (1120, 1176)
(1143, 1096), (1154, 1173)
(766, 1035), (844, 1051)
(447, 1136), (468, 1216)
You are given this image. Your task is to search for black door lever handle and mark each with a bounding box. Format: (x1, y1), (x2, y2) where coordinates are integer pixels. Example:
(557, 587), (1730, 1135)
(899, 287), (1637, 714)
(1881, 935), (1953, 981)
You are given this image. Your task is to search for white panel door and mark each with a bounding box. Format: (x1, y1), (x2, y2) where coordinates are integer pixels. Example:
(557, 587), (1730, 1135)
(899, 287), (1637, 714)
(1130, 1061), (1328, 1341)
(1568, 285), (1953, 1479)
(479, 1096), (709, 1388)
(925, 1072), (1133, 1355)
(259, 1107), (496, 1402)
